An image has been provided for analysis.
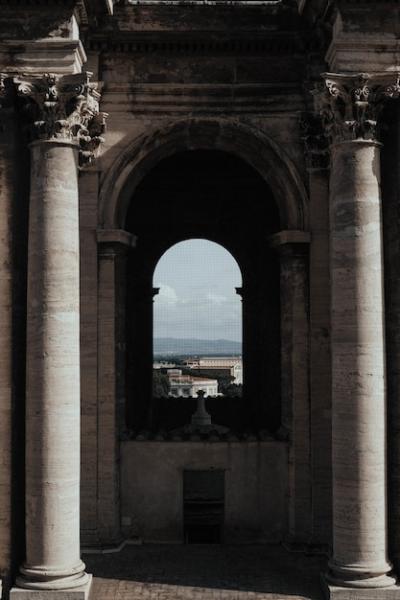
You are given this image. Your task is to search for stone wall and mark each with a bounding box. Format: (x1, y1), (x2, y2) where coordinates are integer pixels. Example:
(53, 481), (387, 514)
(120, 440), (288, 544)
(78, 1), (332, 550)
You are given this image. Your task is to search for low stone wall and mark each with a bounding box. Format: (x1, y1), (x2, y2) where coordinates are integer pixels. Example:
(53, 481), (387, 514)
(120, 440), (288, 544)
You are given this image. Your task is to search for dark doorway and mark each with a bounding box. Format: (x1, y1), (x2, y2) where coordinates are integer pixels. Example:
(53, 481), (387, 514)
(183, 470), (225, 544)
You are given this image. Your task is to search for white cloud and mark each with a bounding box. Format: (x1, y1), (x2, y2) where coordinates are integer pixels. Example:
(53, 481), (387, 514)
(156, 284), (178, 305)
(206, 292), (227, 304)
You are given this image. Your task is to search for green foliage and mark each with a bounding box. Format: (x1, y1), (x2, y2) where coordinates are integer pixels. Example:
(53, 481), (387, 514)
(153, 370), (171, 398)
(220, 383), (243, 398)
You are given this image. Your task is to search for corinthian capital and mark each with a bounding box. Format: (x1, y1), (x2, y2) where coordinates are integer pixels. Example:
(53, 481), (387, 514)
(313, 72), (400, 145)
(15, 72), (107, 165)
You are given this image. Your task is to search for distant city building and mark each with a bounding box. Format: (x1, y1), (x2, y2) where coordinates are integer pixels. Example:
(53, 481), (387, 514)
(183, 356), (243, 385)
(166, 369), (218, 398)
(153, 361), (177, 370)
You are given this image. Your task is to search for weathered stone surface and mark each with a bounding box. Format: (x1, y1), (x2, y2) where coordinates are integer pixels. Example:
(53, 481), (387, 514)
(10, 576), (92, 600)
(323, 132), (394, 587)
(17, 139), (90, 592)
(0, 93), (16, 594)
(120, 440), (287, 544)
(15, 72), (107, 164)
(2, 2), (400, 600)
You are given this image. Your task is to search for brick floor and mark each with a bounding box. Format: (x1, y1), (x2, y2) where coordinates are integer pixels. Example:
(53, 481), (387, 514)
(84, 545), (327, 600)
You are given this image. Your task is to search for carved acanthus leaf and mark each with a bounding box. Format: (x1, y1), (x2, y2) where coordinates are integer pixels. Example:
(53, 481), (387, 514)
(15, 72), (107, 165)
(313, 72), (400, 145)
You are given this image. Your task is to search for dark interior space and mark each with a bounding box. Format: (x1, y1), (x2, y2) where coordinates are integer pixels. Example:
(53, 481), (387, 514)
(124, 149), (281, 435)
(183, 470), (225, 544)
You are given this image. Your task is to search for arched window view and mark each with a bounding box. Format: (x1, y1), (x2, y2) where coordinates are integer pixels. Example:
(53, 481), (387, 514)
(125, 150), (282, 435)
(153, 239), (243, 403)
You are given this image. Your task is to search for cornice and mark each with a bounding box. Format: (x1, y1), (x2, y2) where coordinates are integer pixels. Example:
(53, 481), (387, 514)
(326, 38), (400, 73)
(0, 40), (87, 75)
(110, 0), (300, 30)
(0, 0), (112, 10)
(100, 82), (304, 115)
(0, 0), (74, 4)
(87, 31), (306, 55)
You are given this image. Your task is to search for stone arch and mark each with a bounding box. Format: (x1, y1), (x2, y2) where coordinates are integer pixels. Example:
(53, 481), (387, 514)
(99, 118), (308, 231)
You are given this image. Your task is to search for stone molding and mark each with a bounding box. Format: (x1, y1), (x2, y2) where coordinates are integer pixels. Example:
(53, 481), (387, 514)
(14, 71), (107, 165)
(86, 30), (304, 56)
(0, 39), (87, 75)
(325, 38), (400, 74)
(268, 230), (310, 259)
(97, 228), (137, 249)
(268, 230), (311, 248)
(314, 72), (400, 145)
(0, 72), (13, 110)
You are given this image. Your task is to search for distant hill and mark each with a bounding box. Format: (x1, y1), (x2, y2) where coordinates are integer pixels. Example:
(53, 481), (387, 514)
(154, 337), (242, 356)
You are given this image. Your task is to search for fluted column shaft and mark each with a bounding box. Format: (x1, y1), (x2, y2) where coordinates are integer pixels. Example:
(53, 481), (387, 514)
(315, 72), (400, 591)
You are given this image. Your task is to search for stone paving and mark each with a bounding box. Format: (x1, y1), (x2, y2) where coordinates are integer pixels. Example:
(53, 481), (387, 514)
(84, 544), (327, 600)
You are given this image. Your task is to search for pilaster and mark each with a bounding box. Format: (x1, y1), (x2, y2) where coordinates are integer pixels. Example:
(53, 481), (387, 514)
(300, 113), (332, 548)
(269, 230), (312, 547)
(0, 73), (24, 600)
(96, 230), (135, 547)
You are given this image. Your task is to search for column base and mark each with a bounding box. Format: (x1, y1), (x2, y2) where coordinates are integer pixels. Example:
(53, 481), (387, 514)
(10, 575), (92, 600)
(321, 574), (400, 600)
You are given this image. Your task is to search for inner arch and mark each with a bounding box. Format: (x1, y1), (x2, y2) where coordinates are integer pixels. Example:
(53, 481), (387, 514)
(125, 149), (281, 433)
(153, 238), (242, 352)
(99, 119), (308, 231)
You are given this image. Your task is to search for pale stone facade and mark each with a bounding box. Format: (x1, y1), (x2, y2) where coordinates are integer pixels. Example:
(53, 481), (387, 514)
(1, 1), (400, 599)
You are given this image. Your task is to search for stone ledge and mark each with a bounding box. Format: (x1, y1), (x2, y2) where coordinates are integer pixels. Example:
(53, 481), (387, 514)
(268, 230), (311, 247)
(10, 575), (92, 600)
(96, 228), (137, 247)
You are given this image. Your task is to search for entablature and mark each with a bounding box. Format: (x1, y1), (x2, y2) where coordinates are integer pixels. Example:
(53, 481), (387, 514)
(298, 0), (400, 72)
(100, 0), (300, 34)
(86, 30), (306, 56)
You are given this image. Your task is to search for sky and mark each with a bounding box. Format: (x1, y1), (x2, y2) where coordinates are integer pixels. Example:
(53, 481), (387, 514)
(153, 239), (242, 341)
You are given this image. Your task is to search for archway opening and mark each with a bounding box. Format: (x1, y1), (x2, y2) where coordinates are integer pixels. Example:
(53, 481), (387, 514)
(153, 238), (243, 396)
(125, 149), (281, 434)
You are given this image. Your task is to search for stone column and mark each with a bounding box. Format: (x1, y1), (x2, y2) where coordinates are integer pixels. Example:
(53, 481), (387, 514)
(10, 73), (106, 598)
(270, 230), (311, 546)
(97, 229), (135, 545)
(315, 72), (400, 594)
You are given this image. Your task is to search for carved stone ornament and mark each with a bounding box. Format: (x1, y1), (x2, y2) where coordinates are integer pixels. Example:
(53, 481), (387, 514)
(0, 73), (10, 108)
(313, 72), (400, 145)
(299, 113), (330, 170)
(14, 71), (108, 165)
